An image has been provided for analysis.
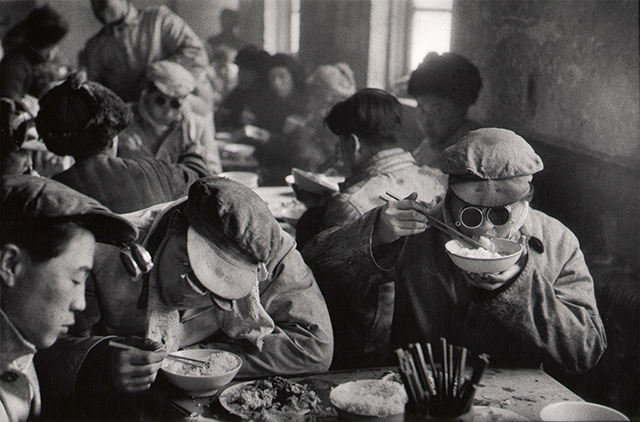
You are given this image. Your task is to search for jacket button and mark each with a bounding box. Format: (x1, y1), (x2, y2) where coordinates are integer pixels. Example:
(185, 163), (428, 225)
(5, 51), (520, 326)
(1, 371), (19, 382)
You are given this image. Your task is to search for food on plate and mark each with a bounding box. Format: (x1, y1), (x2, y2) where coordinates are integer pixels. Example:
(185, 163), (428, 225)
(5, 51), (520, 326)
(220, 376), (321, 420)
(162, 351), (239, 376)
(330, 378), (408, 417)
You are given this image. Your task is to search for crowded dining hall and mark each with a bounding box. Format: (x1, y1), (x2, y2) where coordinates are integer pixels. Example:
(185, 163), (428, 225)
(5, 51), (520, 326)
(0, 1), (637, 421)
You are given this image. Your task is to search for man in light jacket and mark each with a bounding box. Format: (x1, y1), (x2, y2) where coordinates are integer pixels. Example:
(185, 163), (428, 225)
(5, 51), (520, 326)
(302, 128), (606, 372)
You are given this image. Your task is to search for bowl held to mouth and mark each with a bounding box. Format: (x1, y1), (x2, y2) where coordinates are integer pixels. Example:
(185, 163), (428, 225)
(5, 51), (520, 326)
(445, 238), (523, 274)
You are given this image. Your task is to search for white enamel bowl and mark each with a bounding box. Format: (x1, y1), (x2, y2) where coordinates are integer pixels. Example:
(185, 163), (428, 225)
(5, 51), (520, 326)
(445, 238), (523, 275)
(160, 349), (242, 397)
(540, 401), (629, 421)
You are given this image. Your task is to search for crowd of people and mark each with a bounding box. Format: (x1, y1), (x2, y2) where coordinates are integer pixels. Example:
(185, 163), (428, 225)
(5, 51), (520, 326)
(1, 2), (607, 421)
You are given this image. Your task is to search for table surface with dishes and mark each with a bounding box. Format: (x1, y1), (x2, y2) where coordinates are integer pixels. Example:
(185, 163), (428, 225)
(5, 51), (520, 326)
(143, 365), (584, 421)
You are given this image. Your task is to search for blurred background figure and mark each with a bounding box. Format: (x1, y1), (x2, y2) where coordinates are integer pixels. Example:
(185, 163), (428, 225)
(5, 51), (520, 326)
(239, 62), (354, 188)
(36, 72), (206, 214)
(286, 63), (357, 177)
(208, 44), (239, 111)
(215, 45), (270, 132)
(407, 52), (483, 169)
(1, 96), (44, 176)
(118, 60), (221, 176)
(246, 53), (308, 136)
(206, 8), (249, 59)
(1, 5), (70, 100)
(81, 0), (212, 114)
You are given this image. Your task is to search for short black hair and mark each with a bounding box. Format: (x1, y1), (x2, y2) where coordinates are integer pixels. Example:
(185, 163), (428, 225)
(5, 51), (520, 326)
(2, 220), (90, 262)
(325, 88), (402, 147)
(268, 53), (307, 91)
(407, 52), (482, 107)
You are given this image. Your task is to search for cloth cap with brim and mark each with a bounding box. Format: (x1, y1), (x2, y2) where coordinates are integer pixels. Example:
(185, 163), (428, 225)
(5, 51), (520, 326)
(146, 60), (196, 98)
(1, 175), (138, 246)
(439, 128), (544, 206)
(182, 177), (281, 299)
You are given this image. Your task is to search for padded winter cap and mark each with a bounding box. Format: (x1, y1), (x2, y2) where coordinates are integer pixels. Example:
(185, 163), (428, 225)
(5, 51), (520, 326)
(307, 63), (357, 100)
(440, 128), (543, 206)
(181, 177), (280, 299)
(2, 175), (138, 246)
(146, 60), (196, 98)
(36, 72), (132, 158)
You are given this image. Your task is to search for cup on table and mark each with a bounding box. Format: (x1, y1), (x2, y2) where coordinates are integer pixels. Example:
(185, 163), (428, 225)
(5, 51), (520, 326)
(540, 401), (629, 421)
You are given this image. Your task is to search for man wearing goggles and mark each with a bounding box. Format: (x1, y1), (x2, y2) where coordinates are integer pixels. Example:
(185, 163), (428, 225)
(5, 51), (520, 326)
(118, 60), (221, 175)
(303, 128), (606, 375)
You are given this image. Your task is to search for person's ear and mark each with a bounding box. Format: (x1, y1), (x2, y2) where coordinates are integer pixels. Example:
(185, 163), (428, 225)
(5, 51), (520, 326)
(0, 244), (24, 288)
(347, 134), (360, 155)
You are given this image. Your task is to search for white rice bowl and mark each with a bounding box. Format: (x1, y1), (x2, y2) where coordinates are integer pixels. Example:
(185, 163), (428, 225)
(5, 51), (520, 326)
(330, 379), (408, 418)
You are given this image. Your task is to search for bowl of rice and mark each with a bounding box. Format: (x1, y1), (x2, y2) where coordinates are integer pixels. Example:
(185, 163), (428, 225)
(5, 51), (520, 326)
(445, 238), (523, 275)
(330, 378), (408, 420)
(160, 349), (242, 397)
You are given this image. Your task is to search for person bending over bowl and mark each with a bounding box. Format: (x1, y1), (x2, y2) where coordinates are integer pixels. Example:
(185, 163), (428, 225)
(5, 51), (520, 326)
(1, 175), (138, 422)
(34, 176), (333, 420)
(302, 128), (606, 373)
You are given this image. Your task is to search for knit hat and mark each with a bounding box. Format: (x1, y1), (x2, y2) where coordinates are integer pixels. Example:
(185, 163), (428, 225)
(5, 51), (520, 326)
(36, 72), (132, 158)
(2, 174), (138, 246)
(146, 61), (196, 98)
(180, 177), (281, 299)
(440, 128), (543, 206)
(307, 63), (357, 100)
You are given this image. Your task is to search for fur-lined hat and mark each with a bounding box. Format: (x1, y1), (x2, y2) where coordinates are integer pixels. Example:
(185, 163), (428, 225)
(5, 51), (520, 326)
(36, 72), (132, 158)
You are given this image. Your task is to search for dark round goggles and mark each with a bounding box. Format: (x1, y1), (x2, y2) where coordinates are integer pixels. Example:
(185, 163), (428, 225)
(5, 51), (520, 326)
(154, 95), (182, 109)
(456, 205), (512, 229)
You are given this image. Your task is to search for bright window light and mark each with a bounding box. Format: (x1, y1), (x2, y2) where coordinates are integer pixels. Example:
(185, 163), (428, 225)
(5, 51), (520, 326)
(410, 0), (452, 70)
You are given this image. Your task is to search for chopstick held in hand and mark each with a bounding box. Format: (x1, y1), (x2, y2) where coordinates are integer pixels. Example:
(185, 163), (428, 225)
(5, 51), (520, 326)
(383, 191), (486, 250)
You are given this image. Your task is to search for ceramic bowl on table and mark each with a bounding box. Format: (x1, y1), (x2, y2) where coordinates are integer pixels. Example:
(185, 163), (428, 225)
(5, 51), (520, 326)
(330, 379), (408, 421)
(290, 168), (343, 195)
(445, 238), (523, 274)
(160, 349), (242, 397)
(540, 401), (629, 421)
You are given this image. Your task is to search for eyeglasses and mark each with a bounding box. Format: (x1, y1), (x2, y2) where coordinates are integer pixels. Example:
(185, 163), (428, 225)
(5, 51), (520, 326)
(456, 205), (512, 229)
(154, 95), (182, 109)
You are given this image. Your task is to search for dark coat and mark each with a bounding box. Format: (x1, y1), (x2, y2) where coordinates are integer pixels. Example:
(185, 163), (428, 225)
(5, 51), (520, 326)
(52, 154), (204, 213)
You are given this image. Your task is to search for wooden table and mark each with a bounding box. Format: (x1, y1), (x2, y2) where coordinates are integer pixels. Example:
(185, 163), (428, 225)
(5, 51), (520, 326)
(147, 366), (582, 421)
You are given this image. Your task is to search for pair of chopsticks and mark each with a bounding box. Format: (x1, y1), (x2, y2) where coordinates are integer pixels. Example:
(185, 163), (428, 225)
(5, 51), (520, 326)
(108, 341), (210, 368)
(395, 339), (490, 418)
(381, 192), (486, 250)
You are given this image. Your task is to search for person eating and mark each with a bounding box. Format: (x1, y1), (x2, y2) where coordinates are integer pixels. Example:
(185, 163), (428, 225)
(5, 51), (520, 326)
(34, 176), (333, 420)
(302, 128), (607, 373)
(1, 175), (138, 422)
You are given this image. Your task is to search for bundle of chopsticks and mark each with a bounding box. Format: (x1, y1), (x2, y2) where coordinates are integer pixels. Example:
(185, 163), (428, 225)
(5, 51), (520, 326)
(395, 338), (490, 418)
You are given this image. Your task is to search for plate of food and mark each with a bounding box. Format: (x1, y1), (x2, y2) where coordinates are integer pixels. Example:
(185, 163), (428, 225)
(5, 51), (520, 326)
(219, 376), (322, 421)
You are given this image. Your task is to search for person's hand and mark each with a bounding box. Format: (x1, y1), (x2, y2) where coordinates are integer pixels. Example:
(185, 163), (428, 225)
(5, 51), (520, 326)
(372, 192), (434, 247)
(464, 235), (529, 290)
(108, 336), (167, 393)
